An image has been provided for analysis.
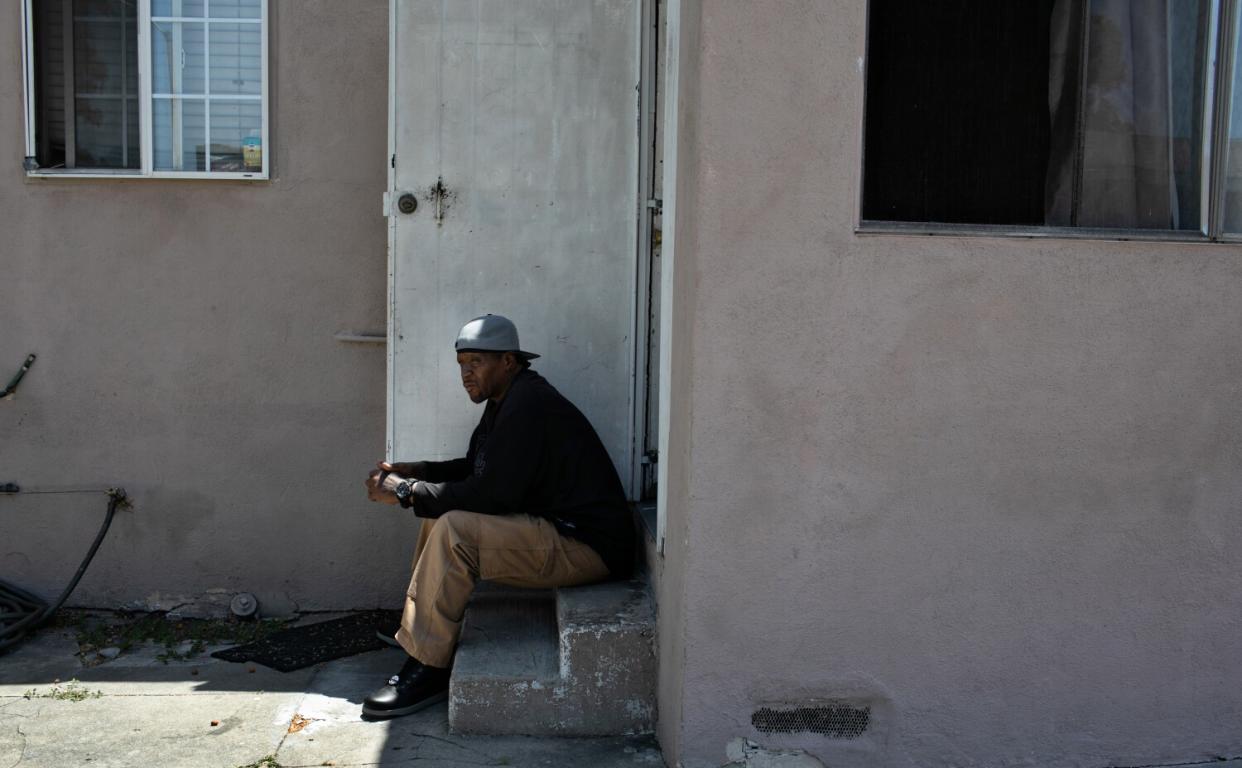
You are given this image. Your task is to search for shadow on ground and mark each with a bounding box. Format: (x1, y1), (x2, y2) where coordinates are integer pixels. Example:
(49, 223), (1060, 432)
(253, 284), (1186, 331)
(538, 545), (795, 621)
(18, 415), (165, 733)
(0, 620), (663, 768)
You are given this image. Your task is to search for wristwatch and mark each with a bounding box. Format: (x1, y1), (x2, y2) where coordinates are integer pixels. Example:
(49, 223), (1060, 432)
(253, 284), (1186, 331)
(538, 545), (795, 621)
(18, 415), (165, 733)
(394, 479), (415, 508)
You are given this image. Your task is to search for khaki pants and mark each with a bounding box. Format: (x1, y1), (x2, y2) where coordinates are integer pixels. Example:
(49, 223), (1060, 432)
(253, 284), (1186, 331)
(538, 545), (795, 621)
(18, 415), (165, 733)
(395, 510), (610, 668)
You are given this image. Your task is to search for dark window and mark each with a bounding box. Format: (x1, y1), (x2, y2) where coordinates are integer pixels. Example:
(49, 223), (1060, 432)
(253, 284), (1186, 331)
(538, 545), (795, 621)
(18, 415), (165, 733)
(863, 0), (1211, 232)
(32, 0), (140, 171)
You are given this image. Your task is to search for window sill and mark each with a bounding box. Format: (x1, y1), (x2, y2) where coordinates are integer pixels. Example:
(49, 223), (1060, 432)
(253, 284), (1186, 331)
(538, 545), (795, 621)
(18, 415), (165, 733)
(856, 220), (1242, 244)
(25, 170), (269, 181)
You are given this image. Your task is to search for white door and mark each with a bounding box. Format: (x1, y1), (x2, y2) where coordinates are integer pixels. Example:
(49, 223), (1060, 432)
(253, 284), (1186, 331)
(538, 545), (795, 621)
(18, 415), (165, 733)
(387, 0), (641, 496)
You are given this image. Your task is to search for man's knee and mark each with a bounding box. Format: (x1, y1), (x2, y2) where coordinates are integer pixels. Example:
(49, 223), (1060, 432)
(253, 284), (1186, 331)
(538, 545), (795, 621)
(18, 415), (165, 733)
(418, 510), (484, 578)
(428, 510), (479, 548)
(414, 511), (476, 574)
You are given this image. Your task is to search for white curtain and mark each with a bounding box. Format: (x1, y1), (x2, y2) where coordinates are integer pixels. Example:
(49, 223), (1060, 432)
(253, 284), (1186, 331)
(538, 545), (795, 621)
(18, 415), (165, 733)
(1046, 0), (1185, 229)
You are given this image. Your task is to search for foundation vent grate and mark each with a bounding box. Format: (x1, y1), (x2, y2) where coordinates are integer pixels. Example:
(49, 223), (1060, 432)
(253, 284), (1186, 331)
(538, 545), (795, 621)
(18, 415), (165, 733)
(751, 703), (870, 739)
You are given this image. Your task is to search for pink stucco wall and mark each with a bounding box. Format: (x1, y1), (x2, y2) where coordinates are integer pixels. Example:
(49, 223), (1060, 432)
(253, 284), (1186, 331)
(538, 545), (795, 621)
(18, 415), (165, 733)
(0, 1), (410, 613)
(659, 2), (1242, 766)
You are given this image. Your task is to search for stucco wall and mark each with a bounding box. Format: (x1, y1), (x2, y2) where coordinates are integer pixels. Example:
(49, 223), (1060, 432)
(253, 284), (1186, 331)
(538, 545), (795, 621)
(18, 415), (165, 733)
(0, 1), (410, 612)
(667, 2), (1242, 766)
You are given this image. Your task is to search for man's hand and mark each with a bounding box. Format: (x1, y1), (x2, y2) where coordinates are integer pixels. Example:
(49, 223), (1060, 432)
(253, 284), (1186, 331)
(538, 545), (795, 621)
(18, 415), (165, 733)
(378, 461), (425, 478)
(365, 461), (408, 505)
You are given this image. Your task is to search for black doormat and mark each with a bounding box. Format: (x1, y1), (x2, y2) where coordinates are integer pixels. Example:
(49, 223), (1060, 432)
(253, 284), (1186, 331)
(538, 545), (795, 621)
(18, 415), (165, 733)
(211, 610), (401, 672)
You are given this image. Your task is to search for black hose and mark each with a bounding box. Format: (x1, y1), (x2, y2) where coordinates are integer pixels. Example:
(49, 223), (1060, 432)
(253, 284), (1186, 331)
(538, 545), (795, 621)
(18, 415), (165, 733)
(1, 354), (36, 399)
(0, 488), (126, 654)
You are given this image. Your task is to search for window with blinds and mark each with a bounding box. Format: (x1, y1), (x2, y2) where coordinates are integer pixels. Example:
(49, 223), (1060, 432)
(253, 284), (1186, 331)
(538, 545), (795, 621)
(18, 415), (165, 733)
(22, 0), (268, 179)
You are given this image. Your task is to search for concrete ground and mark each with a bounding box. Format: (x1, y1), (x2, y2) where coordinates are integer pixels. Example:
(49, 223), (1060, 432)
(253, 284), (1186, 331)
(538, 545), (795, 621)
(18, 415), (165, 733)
(0, 618), (664, 768)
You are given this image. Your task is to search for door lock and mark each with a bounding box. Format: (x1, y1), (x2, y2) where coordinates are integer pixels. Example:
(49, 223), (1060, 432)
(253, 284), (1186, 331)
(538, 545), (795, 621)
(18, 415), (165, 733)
(397, 193), (418, 215)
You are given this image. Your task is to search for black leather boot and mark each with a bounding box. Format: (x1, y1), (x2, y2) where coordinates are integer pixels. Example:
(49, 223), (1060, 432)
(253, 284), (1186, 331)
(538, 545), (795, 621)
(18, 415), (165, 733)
(361, 657), (450, 718)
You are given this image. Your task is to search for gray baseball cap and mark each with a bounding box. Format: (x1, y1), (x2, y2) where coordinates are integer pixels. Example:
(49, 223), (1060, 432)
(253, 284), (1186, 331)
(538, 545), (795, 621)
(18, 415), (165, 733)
(455, 314), (540, 360)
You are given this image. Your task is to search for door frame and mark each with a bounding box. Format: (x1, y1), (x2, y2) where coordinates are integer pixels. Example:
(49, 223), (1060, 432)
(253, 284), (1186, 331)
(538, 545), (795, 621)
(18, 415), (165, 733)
(654, 0), (689, 553)
(632, 0), (660, 501)
(384, 0), (398, 461)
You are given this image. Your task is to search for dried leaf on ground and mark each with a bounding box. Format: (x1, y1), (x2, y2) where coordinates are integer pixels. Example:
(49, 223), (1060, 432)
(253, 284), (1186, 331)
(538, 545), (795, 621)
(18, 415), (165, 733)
(287, 713), (319, 734)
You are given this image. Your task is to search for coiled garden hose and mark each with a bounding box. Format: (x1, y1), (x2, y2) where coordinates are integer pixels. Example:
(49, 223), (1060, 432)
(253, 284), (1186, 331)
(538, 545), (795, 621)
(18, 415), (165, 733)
(0, 487), (127, 653)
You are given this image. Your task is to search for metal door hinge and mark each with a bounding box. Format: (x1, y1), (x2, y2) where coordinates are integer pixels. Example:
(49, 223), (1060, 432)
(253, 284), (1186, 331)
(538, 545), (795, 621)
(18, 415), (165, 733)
(646, 198), (662, 212)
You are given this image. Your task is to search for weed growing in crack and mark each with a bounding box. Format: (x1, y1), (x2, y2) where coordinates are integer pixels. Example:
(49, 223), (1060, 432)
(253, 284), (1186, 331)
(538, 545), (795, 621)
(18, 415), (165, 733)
(22, 679), (102, 702)
(55, 610), (290, 665)
(234, 755), (283, 768)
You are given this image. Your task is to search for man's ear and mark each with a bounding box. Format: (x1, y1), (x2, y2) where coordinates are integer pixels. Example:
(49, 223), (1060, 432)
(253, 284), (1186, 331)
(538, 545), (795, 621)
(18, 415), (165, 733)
(503, 352), (520, 371)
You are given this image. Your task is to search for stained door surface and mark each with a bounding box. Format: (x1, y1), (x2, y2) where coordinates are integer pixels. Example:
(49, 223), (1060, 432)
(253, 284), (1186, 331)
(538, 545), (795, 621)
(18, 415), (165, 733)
(388, 0), (640, 494)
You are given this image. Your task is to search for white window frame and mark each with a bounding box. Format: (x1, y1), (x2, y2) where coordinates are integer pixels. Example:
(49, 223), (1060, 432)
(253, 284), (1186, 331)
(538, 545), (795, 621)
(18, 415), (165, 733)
(20, 0), (269, 181)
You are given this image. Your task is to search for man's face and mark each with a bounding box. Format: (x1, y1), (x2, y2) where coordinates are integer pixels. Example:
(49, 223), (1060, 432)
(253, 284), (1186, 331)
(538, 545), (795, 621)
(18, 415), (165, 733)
(457, 351), (518, 403)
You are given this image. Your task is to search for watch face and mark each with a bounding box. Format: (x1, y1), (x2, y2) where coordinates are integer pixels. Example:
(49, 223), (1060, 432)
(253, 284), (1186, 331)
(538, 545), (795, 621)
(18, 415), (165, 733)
(396, 481), (413, 498)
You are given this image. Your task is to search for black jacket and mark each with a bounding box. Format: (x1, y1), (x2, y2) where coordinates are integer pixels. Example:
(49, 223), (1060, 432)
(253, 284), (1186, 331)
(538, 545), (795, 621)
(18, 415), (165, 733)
(407, 369), (634, 578)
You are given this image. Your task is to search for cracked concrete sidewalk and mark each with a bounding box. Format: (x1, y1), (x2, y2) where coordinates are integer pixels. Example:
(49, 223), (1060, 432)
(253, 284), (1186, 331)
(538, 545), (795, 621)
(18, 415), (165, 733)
(0, 618), (664, 768)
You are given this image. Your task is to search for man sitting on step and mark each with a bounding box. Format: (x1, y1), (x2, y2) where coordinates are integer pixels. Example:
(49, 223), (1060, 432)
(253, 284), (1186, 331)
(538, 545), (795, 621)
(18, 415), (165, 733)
(361, 314), (635, 719)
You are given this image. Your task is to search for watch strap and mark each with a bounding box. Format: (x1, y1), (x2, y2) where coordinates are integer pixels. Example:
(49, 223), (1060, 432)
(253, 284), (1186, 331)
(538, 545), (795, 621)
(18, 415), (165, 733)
(398, 480), (416, 509)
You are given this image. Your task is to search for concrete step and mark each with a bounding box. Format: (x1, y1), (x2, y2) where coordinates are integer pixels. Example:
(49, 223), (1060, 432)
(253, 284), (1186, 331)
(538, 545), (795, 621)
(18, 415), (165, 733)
(448, 580), (656, 736)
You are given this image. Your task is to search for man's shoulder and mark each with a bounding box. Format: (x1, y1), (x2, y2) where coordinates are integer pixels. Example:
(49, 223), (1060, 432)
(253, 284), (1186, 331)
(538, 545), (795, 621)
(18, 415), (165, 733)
(507, 369), (557, 403)
(502, 369), (579, 417)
